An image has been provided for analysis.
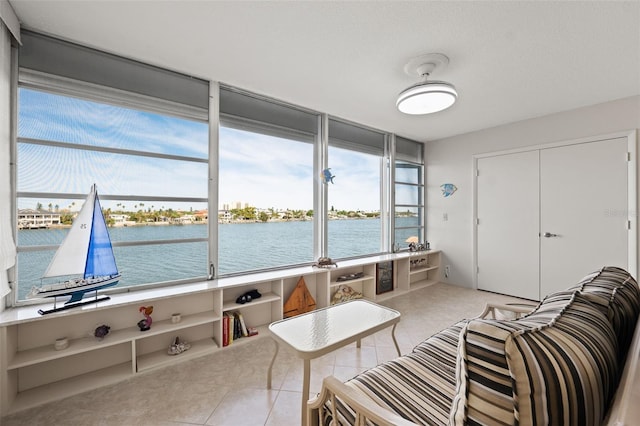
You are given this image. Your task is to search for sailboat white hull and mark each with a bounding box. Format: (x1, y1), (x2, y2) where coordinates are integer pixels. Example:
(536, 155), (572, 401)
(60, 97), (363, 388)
(27, 274), (121, 300)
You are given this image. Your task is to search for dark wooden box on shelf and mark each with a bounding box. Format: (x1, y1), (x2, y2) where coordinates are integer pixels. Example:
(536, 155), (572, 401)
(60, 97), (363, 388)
(376, 261), (394, 294)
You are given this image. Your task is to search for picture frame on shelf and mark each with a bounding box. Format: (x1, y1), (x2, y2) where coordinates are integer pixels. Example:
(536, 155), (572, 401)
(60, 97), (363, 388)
(376, 261), (394, 294)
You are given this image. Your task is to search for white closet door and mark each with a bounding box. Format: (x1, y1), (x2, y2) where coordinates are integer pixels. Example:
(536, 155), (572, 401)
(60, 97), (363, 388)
(539, 138), (629, 296)
(477, 151), (540, 300)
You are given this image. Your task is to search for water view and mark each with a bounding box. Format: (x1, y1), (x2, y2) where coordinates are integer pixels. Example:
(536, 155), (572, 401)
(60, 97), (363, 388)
(15, 218), (412, 301)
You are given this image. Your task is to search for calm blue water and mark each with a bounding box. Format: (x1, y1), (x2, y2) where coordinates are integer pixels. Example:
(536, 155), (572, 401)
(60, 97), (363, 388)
(16, 218), (418, 300)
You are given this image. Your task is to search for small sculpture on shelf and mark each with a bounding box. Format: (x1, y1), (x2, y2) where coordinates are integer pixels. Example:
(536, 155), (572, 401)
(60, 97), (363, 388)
(54, 337), (69, 350)
(236, 289), (262, 304)
(167, 336), (191, 355)
(94, 324), (110, 340)
(331, 284), (363, 305)
(137, 305), (153, 331)
(406, 236), (430, 252)
(336, 272), (365, 282)
(410, 258), (427, 268)
(313, 257), (337, 268)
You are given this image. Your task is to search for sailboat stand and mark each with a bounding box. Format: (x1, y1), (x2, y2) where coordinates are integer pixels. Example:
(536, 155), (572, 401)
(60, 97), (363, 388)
(38, 291), (112, 315)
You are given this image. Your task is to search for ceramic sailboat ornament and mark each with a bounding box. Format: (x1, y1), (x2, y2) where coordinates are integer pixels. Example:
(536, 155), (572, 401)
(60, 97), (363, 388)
(27, 184), (121, 315)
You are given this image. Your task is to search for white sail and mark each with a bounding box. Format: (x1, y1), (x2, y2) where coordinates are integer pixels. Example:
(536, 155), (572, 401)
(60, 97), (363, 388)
(42, 185), (96, 278)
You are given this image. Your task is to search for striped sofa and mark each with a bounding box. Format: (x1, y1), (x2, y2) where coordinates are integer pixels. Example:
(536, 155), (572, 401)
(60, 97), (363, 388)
(307, 266), (640, 426)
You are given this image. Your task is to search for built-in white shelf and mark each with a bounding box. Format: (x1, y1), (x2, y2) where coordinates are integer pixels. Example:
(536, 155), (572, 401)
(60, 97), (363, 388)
(409, 265), (439, 275)
(222, 292), (281, 312)
(9, 362), (132, 415)
(136, 337), (218, 372)
(0, 250), (440, 417)
(329, 274), (374, 288)
(409, 279), (439, 291)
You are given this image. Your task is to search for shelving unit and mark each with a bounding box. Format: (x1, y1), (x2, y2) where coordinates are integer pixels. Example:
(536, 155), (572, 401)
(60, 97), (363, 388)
(0, 250), (440, 417)
(403, 250), (441, 291)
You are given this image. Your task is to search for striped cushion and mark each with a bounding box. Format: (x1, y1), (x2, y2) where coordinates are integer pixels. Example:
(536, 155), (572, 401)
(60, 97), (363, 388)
(347, 349), (457, 425)
(508, 294), (618, 426)
(412, 320), (469, 374)
(451, 292), (619, 426)
(567, 266), (640, 363)
(321, 321), (469, 426)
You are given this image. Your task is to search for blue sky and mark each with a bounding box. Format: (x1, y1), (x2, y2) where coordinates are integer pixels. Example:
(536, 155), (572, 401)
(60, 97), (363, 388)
(18, 89), (381, 212)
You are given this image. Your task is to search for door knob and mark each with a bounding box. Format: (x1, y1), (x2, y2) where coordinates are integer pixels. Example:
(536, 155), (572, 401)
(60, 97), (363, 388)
(543, 232), (559, 238)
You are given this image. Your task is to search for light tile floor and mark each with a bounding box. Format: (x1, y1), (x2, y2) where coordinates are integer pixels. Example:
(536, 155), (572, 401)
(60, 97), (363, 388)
(2, 283), (528, 426)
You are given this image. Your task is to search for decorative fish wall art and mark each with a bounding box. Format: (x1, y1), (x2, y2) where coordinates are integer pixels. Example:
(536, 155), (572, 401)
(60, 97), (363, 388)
(322, 168), (335, 184)
(440, 183), (457, 197)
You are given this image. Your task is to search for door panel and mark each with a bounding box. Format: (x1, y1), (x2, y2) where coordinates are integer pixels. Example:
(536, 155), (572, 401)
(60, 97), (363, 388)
(539, 138), (628, 296)
(477, 151), (540, 300)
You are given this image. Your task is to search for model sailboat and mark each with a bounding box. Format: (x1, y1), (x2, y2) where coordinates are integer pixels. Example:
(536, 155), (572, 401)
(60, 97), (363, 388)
(27, 184), (121, 315)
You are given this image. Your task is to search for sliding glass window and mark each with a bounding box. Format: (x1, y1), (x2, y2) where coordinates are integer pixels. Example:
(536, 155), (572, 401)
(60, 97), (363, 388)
(14, 32), (209, 302)
(394, 137), (425, 249)
(327, 118), (384, 258)
(218, 87), (318, 274)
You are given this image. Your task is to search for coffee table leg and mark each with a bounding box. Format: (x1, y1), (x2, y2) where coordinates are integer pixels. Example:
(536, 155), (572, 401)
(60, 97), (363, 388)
(391, 323), (401, 356)
(267, 339), (279, 389)
(301, 358), (310, 426)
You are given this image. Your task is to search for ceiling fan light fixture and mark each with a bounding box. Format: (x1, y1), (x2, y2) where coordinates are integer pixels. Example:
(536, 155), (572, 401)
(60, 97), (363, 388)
(397, 53), (458, 115)
(396, 81), (458, 115)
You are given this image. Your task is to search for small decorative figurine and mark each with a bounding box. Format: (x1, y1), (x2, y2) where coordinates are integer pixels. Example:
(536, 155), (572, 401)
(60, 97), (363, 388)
(236, 289), (262, 304)
(167, 336), (191, 355)
(94, 324), (110, 340)
(137, 305), (153, 331)
(313, 257), (337, 268)
(406, 236), (419, 252)
(331, 284), (363, 305)
(54, 337), (69, 350)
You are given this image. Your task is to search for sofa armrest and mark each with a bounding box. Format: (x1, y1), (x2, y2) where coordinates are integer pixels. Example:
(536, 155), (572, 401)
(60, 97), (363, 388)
(307, 376), (418, 426)
(605, 315), (640, 425)
(477, 302), (535, 320)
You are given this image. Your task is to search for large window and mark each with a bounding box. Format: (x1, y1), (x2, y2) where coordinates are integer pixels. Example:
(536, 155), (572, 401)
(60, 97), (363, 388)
(218, 127), (314, 274)
(10, 31), (428, 304)
(218, 87), (317, 274)
(394, 137), (425, 249)
(16, 88), (209, 301)
(327, 119), (384, 258)
(14, 32), (209, 302)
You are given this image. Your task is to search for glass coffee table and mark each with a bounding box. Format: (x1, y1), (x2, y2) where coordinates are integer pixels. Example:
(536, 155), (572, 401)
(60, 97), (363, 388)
(268, 299), (401, 426)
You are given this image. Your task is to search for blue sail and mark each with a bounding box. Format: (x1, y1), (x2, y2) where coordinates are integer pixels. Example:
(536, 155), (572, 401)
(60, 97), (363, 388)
(84, 193), (118, 278)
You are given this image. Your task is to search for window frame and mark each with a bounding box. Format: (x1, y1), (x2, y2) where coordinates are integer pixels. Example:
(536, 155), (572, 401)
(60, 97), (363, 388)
(326, 116), (387, 259)
(12, 71), (211, 305)
(392, 136), (425, 251)
(7, 33), (428, 306)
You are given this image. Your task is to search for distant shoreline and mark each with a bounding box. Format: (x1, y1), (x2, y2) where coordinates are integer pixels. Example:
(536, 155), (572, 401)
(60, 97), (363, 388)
(21, 216), (385, 230)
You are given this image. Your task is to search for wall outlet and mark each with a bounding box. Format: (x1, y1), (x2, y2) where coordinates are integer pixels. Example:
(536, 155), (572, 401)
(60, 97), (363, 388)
(444, 265), (450, 278)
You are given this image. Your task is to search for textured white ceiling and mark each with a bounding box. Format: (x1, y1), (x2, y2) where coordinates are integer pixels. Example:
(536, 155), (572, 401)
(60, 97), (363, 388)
(9, 1), (640, 142)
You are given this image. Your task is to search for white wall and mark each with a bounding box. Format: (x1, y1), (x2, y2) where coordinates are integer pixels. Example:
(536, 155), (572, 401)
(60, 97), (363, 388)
(426, 95), (640, 289)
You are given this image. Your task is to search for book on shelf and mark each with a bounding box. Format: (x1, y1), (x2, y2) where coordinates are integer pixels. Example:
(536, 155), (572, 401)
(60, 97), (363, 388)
(222, 313), (229, 347)
(223, 311), (257, 344)
(236, 311), (249, 337)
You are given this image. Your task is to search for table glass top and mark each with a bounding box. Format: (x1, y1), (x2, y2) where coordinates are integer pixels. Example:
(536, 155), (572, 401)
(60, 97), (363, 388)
(268, 300), (400, 353)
